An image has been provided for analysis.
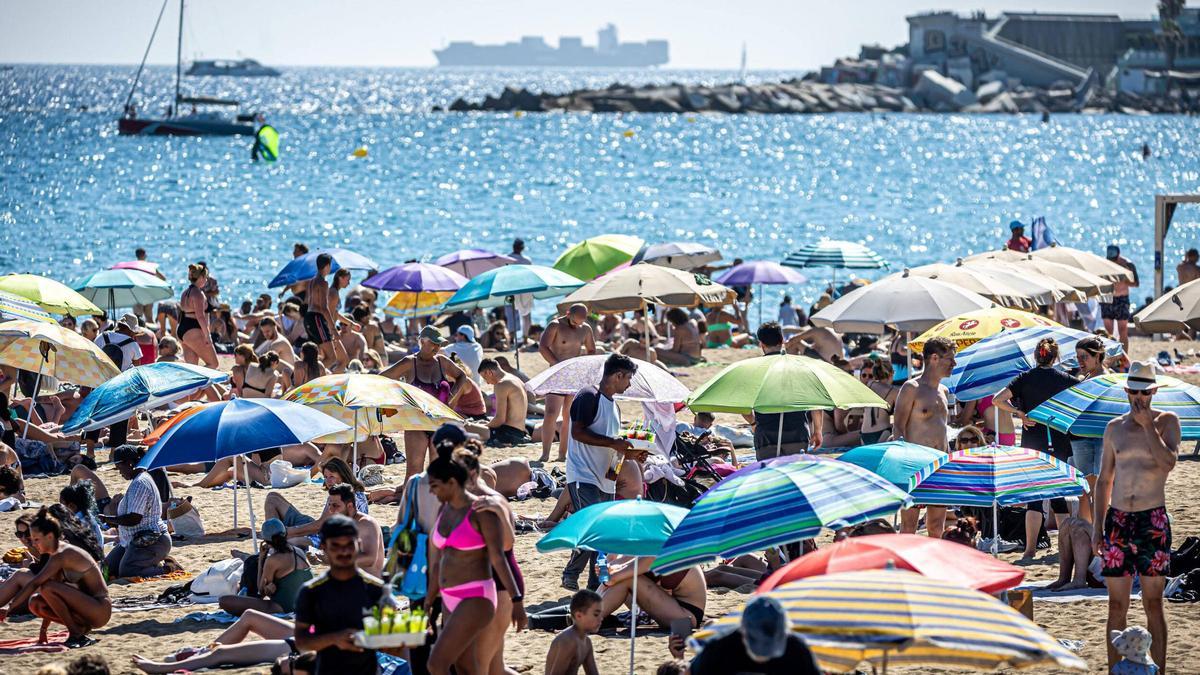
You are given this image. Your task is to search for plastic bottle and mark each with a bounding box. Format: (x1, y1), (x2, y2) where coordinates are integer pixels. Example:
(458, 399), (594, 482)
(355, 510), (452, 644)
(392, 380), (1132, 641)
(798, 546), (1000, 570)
(597, 552), (610, 585)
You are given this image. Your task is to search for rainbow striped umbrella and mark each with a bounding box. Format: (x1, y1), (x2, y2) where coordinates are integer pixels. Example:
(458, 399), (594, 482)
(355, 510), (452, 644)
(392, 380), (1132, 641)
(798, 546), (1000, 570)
(1029, 372), (1200, 439)
(693, 569), (1087, 673)
(945, 326), (1123, 402)
(0, 291), (54, 324)
(650, 456), (911, 575)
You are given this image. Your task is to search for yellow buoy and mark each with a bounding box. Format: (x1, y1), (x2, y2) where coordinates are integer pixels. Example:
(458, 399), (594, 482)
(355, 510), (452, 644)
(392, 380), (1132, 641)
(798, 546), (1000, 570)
(687, 116), (697, 123)
(514, 110), (525, 118)
(352, 146), (369, 158)
(622, 129), (635, 138)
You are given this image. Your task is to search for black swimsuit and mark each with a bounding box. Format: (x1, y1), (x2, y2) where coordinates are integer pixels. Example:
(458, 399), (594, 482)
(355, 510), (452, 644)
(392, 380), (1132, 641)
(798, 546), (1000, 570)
(178, 287), (203, 339)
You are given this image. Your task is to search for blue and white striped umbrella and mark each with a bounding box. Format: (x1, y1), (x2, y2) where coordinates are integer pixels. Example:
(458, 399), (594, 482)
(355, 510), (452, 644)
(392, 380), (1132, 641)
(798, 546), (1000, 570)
(782, 240), (888, 270)
(1030, 373), (1200, 439)
(945, 326), (1123, 402)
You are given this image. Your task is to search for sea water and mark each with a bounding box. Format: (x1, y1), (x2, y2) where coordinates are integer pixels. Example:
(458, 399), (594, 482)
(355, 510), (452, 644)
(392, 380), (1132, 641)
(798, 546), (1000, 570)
(2, 65), (1199, 313)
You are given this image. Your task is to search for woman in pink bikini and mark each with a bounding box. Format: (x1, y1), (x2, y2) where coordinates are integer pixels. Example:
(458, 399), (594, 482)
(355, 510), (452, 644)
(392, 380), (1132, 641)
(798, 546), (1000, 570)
(424, 437), (526, 675)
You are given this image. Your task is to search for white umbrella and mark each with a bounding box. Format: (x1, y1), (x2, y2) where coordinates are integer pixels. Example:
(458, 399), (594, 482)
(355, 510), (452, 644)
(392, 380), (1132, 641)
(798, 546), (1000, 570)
(963, 260), (1085, 303)
(1029, 246), (1136, 284)
(901, 261), (1042, 310)
(635, 242), (723, 270)
(1134, 278), (1200, 333)
(525, 354), (690, 403)
(1005, 255), (1115, 298)
(811, 270), (994, 334)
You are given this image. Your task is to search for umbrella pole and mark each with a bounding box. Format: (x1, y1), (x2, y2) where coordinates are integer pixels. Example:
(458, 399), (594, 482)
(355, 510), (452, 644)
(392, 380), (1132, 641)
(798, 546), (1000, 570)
(776, 412), (784, 458)
(508, 296), (521, 371)
(21, 353), (46, 440)
(352, 409), (359, 473)
(629, 558), (638, 675)
(643, 311), (650, 362)
(244, 455), (259, 551)
(992, 500), (999, 556)
(757, 283), (762, 330)
(905, 331), (913, 381)
(232, 454), (239, 530)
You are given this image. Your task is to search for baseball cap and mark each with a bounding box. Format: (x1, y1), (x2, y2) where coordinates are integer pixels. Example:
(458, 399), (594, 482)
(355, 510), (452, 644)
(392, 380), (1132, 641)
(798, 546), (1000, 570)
(261, 518), (287, 541)
(457, 325), (476, 342)
(1106, 245), (1120, 260)
(118, 313), (139, 330)
(419, 325), (448, 346)
(1008, 220), (1024, 231)
(741, 596), (789, 660)
(111, 444), (142, 465)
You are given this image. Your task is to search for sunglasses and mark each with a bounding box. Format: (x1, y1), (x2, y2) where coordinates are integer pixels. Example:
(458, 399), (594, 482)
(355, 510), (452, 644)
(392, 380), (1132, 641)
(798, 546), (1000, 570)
(15, 529), (29, 538)
(1125, 389), (1153, 396)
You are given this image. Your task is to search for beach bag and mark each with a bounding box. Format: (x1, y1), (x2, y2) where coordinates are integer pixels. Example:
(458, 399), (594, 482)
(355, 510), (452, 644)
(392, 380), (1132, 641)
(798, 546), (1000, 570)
(396, 482), (429, 600)
(269, 460), (309, 489)
(190, 558), (243, 601)
(358, 463), (385, 487)
(168, 498), (205, 539)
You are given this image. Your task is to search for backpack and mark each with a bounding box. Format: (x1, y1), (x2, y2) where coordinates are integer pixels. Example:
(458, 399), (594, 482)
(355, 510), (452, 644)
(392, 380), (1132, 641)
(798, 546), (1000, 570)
(98, 333), (135, 370)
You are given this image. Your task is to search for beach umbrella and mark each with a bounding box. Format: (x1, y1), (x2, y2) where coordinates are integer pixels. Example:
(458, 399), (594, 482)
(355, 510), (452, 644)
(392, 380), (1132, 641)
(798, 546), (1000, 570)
(907, 307), (1060, 354)
(1030, 245), (1136, 284)
(526, 354), (689, 403)
(694, 569), (1086, 673)
(811, 270), (993, 335)
(633, 241), (722, 270)
(901, 261), (1045, 310)
(961, 249), (1032, 263)
(651, 455), (911, 575)
(267, 248), (379, 288)
(0, 274), (103, 317)
(1029, 372), (1200, 439)
(537, 498), (689, 675)
(963, 260), (1085, 303)
(362, 262), (468, 293)
(0, 321), (121, 431)
(73, 268), (174, 316)
(0, 291), (55, 324)
(1004, 255), (1114, 298)
(553, 234), (645, 281)
(61, 362), (229, 433)
(139, 398), (349, 549)
(757, 534), (1025, 595)
(383, 290), (456, 319)
(714, 261), (807, 328)
(435, 248), (516, 278)
(284, 373), (462, 467)
(908, 445), (1086, 553)
(782, 240), (888, 270)
(944, 326), (1123, 403)
(142, 405), (206, 446)
(1133, 278), (1200, 333)
(557, 263), (734, 316)
(110, 260), (163, 277)
(836, 441), (949, 493)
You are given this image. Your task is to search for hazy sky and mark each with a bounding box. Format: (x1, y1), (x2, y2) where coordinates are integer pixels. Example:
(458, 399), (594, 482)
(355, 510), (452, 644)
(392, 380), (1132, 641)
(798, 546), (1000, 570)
(2, 0), (1161, 70)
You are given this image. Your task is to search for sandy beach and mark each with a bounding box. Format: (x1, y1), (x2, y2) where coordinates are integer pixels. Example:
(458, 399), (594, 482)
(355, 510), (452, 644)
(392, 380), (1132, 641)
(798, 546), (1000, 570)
(1, 335), (1197, 674)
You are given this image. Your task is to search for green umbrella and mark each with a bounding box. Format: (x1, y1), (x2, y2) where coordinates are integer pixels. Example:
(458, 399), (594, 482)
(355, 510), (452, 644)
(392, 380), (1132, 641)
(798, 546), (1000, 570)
(553, 234), (645, 281)
(537, 498), (687, 675)
(687, 354), (887, 455)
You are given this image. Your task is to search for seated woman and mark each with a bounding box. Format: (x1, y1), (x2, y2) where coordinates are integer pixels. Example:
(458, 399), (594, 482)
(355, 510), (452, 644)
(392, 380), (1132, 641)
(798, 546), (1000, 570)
(231, 346), (279, 399)
(263, 457), (369, 545)
(1046, 516), (1102, 592)
(703, 306), (751, 349)
(820, 408), (861, 449)
(220, 519), (312, 616)
(599, 556), (707, 630)
(0, 507), (111, 648)
(0, 464), (23, 501)
(481, 320), (510, 351)
(655, 308), (703, 367)
(132, 608), (295, 674)
(0, 514), (44, 615)
(59, 481), (105, 548)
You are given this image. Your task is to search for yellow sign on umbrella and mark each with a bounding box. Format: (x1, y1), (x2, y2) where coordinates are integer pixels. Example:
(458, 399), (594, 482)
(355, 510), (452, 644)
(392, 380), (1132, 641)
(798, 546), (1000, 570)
(909, 308), (1061, 353)
(0, 320), (120, 388)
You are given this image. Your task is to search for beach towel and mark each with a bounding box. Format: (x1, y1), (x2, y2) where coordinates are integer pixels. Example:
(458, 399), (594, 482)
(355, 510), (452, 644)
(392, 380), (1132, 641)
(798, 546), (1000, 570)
(117, 569), (193, 585)
(0, 630), (70, 655)
(176, 609), (292, 625)
(1020, 579), (1140, 603)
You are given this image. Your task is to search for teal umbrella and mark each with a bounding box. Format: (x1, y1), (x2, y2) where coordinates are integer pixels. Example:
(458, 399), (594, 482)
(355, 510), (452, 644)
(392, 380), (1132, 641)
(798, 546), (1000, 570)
(837, 441), (949, 493)
(73, 268), (173, 317)
(537, 498), (688, 675)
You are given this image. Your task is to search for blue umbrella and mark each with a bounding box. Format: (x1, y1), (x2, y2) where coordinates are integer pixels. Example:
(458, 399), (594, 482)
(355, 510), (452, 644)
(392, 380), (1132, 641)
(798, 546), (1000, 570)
(1030, 373), (1200, 439)
(140, 398), (349, 469)
(441, 264), (584, 311)
(73, 268), (174, 315)
(945, 326), (1123, 402)
(267, 248), (379, 289)
(837, 441), (949, 493)
(537, 498), (688, 675)
(62, 362), (229, 433)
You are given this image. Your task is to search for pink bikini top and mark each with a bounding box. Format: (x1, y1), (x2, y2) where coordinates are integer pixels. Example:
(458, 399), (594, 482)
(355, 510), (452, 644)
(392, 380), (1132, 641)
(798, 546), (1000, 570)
(432, 506), (486, 551)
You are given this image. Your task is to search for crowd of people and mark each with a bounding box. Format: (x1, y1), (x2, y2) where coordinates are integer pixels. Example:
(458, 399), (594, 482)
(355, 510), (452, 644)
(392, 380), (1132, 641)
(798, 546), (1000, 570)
(0, 237), (1188, 674)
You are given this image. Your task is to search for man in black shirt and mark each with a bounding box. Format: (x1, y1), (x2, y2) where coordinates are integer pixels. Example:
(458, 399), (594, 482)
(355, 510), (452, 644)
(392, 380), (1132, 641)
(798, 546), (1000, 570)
(691, 596), (820, 675)
(294, 515), (385, 675)
(750, 323), (821, 459)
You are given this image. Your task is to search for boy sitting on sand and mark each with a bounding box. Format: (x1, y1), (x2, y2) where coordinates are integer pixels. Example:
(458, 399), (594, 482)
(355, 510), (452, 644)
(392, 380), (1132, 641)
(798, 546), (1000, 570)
(544, 589), (602, 675)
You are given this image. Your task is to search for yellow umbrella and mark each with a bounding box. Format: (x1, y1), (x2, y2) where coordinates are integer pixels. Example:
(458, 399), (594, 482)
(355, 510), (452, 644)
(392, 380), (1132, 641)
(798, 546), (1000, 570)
(0, 274), (103, 317)
(283, 374), (462, 464)
(909, 308), (1061, 353)
(384, 290), (455, 319)
(694, 569), (1086, 673)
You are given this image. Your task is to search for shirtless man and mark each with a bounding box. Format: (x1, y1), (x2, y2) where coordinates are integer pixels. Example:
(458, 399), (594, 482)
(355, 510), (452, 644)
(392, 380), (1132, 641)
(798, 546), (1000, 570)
(1177, 247), (1200, 286)
(1100, 245), (1139, 354)
(891, 336), (953, 538)
(1094, 361), (1179, 673)
(479, 359), (530, 447)
(786, 325), (842, 362)
(352, 306), (389, 367)
(337, 320), (367, 365)
(284, 483), (383, 577)
(305, 255), (359, 372)
(538, 304), (597, 462)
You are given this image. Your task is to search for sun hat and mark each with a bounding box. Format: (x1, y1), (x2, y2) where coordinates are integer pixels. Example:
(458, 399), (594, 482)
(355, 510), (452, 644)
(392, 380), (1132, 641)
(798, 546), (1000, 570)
(117, 313), (140, 331)
(740, 596), (789, 661)
(1009, 220), (1024, 231)
(457, 325), (476, 342)
(419, 325), (448, 346)
(1110, 626), (1153, 666)
(1126, 361), (1162, 391)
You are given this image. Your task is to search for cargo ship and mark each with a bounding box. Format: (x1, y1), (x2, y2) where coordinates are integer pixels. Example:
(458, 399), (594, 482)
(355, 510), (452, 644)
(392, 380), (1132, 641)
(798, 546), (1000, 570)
(434, 24), (668, 67)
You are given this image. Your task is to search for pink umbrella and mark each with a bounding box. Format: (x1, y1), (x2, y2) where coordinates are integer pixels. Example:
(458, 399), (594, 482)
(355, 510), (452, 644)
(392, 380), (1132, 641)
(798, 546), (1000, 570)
(435, 249), (516, 278)
(110, 261), (162, 277)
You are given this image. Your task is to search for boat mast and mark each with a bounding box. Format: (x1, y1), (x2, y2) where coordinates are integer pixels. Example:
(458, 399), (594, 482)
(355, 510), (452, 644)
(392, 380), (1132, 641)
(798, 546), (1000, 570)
(122, 0), (171, 114)
(174, 0), (184, 116)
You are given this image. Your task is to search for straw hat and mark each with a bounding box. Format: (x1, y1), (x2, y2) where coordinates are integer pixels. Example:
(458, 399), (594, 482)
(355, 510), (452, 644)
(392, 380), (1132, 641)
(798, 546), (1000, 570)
(1126, 361), (1162, 391)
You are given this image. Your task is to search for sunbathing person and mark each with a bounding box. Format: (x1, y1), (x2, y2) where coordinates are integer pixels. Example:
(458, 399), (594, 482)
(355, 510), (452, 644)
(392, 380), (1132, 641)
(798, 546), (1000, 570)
(0, 507), (110, 648)
(704, 552), (783, 590)
(219, 519), (312, 616)
(481, 457), (533, 499)
(132, 609), (295, 674)
(0, 465), (23, 501)
(189, 444), (321, 488)
(599, 556), (707, 630)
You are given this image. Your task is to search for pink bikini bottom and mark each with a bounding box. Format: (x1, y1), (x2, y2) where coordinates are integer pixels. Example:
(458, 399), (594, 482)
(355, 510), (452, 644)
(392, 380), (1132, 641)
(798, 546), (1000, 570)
(441, 578), (497, 613)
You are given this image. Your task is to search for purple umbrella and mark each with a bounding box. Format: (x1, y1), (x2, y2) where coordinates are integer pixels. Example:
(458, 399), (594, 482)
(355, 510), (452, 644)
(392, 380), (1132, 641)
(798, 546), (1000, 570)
(436, 249), (516, 278)
(362, 263), (468, 293)
(715, 261), (807, 328)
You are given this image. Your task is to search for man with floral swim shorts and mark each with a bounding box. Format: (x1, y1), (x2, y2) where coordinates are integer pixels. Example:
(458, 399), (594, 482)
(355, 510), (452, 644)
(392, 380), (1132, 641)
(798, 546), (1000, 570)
(1094, 361), (1179, 674)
